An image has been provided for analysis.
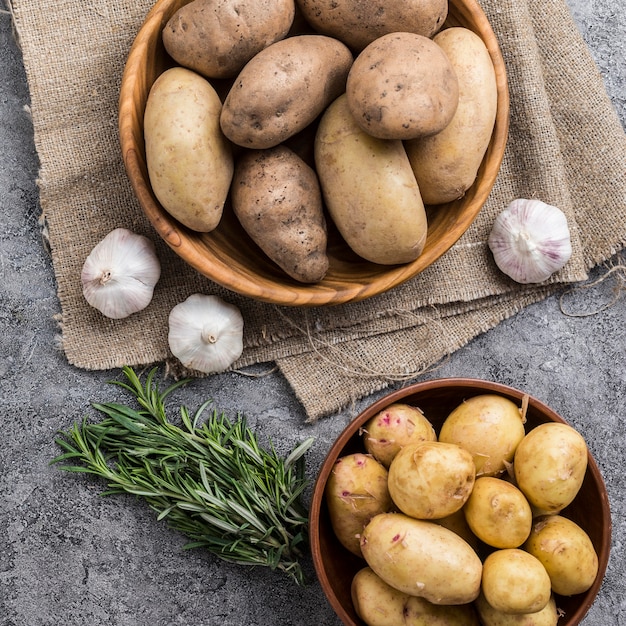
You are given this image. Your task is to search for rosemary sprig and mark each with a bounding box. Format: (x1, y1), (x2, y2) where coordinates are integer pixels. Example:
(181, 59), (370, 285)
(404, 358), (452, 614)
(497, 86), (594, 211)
(51, 366), (315, 585)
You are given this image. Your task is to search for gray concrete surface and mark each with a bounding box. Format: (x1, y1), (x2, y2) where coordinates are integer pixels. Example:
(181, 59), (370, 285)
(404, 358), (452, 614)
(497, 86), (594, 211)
(1, 1), (624, 624)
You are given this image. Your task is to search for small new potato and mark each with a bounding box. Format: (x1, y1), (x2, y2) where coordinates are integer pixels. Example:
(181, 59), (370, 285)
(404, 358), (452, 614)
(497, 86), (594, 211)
(231, 145), (329, 283)
(360, 513), (483, 605)
(296, 0), (448, 51)
(315, 94), (428, 265)
(438, 394), (526, 476)
(514, 421), (588, 514)
(481, 549), (552, 615)
(144, 67), (233, 232)
(325, 453), (393, 557)
(162, 0), (295, 79)
(361, 403), (436, 467)
(388, 441), (475, 519)
(463, 476), (532, 548)
(351, 567), (479, 626)
(346, 32), (459, 140)
(524, 515), (599, 596)
(475, 592), (559, 626)
(405, 27), (499, 205)
(220, 35), (353, 149)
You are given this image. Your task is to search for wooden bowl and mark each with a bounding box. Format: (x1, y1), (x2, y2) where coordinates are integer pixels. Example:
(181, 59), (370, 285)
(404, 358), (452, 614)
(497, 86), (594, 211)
(119, 1), (509, 306)
(309, 378), (611, 625)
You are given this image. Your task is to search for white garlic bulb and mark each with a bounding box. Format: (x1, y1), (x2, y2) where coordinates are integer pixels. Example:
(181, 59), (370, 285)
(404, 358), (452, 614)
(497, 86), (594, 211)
(488, 199), (572, 284)
(168, 294), (244, 374)
(81, 228), (161, 319)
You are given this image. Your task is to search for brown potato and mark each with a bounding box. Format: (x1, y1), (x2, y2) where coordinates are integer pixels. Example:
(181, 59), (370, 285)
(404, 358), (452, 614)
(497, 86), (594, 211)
(220, 35), (353, 149)
(231, 145), (329, 283)
(405, 27), (498, 204)
(144, 67), (233, 232)
(314, 94), (428, 265)
(296, 0), (448, 51)
(346, 32), (459, 140)
(162, 0), (295, 79)
(325, 453), (393, 557)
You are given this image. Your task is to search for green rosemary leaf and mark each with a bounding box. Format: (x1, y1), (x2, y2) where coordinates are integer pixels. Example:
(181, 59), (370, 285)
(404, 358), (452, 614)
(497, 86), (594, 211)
(51, 367), (314, 586)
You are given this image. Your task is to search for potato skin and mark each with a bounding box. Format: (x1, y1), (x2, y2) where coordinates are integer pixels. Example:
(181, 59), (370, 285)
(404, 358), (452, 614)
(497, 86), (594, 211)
(346, 32), (459, 140)
(475, 592), (559, 626)
(481, 549), (552, 615)
(513, 422), (588, 515)
(295, 0), (448, 51)
(405, 27), (498, 204)
(144, 67), (233, 232)
(523, 515), (599, 596)
(362, 403), (436, 468)
(438, 394), (526, 477)
(463, 477), (532, 549)
(360, 513), (483, 605)
(352, 567), (480, 626)
(315, 94), (428, 265)
(220, 35), (353, 149)
(387, 441), (475, 519)
(325, 453), (393, 557)
(231, 145), (329, 283)
(162, 0), (295, 79)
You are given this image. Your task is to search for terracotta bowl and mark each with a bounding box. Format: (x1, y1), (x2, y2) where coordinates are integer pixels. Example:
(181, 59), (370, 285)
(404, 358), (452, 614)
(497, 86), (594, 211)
(309, 378), (611, 625)
(119, 0), (509, 306)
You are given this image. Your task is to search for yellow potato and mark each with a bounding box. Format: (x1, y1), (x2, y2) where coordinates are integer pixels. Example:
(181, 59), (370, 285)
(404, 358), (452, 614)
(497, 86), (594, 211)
(481, 549), (552, 615)
(514, 422), (588, 514)
(438, 394), (526, 476)
(325, 453), (392, 557)
(361, 403), (436, 468)
(231, 145), (329, 283)
(463, 476), (532, 548)
(388, 441), (475, 519)
(162, 0), (295, 79)
(405, 27), (498, 204)
(220, 35), (353, 149)
(352, 567), (480, 626)
(433, 508), (481, 552)
(475, 592), (559, 626)
(144, 67), (233, 232)
(296, 0), (448, 51)
(315, 94), (428, 265)
(346, 32), (459, 140)
(360, 513), (483, 605)
(351, 567), (412, 626)
(523, 515), (599, 596)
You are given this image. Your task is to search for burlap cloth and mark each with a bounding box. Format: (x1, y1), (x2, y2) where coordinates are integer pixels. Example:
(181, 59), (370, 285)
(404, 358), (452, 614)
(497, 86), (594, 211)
(8, 0), (626, 421)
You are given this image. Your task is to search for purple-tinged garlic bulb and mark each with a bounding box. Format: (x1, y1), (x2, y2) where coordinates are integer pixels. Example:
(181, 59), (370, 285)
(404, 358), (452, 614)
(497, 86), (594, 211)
(488, 199), (572, 284)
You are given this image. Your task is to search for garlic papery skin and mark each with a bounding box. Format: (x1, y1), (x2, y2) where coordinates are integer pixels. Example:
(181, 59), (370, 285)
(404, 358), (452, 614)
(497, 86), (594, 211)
(488, 199), (573, 284)
(168, 294), (244, 374)
(81, 228), (162, 319)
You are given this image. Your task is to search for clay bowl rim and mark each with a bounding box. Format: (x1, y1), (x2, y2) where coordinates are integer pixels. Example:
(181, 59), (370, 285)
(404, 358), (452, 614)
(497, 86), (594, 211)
(118, 0), (510, 307)
(309, 377), (612, 626)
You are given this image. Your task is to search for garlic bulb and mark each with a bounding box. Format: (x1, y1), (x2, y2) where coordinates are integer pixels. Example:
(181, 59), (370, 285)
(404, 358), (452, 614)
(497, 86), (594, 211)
(488, 199), (572, 284)
(81, 228), (161, 319)
(168, 294), (244, 374)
